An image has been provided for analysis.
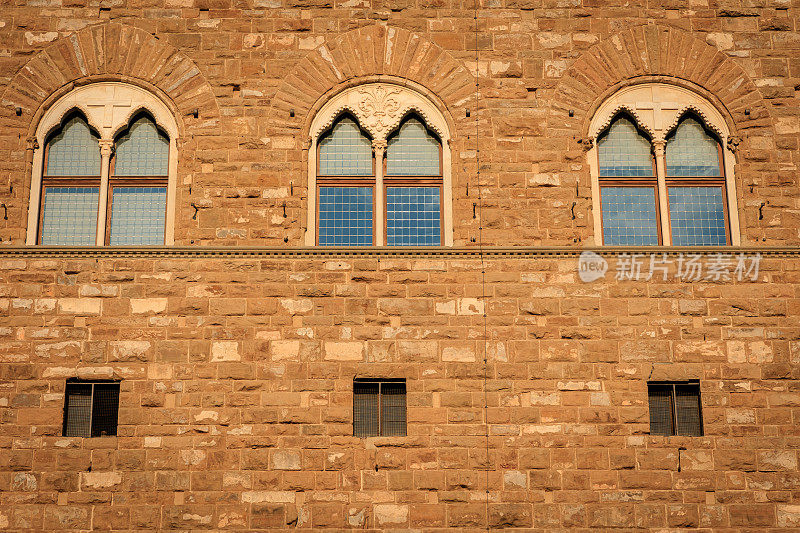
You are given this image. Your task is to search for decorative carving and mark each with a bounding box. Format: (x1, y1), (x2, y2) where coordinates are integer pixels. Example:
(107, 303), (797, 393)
(591, 104), (655, 140)
(357, 85), (402, 138)
(25, 137), (39, 151)
(579, 137), (594, 151)
(727, 135), (741, 153)
(662, 104), (726, 141)
(98, 139), (115, 157)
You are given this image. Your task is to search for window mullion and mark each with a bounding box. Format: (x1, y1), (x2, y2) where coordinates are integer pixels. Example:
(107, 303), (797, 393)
(96, 140), (114, 246)
(374, 141), (386, 246)
(653, 140), (671, 245)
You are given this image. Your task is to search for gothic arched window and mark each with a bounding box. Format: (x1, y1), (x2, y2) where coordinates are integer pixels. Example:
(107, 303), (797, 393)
(587, 82), (739, 246)
(27, 82), (179, 246)
(306, 82), (453, 247)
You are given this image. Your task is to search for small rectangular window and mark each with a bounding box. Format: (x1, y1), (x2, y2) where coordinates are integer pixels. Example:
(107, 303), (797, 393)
(353, 379), (406, 437)
(648, 381), (702, 436)
(63, 381), (120, 437)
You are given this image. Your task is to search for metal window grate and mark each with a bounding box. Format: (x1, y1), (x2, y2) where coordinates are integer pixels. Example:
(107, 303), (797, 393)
(353, 380), (406, 437)
(648, 382), (702, 437)
(64, 382), (120, 438)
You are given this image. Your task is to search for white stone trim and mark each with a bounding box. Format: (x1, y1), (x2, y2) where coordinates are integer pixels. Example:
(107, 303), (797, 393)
(587, 82), (740, 246)
(305, 82), (453, 246)
(26, 82), (179, 245)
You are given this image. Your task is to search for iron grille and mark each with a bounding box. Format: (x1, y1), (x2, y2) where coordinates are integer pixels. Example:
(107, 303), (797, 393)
(63, 381), (120, 437)
(648, 382), (702, 436)
(354, 380), (406, 437)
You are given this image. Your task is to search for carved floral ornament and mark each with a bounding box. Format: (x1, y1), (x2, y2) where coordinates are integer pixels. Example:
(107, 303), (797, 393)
(587, 82), (732, 148)
(309, 83), (450, 145)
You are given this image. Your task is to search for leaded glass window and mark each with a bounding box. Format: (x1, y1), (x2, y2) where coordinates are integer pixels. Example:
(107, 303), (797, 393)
(37, 110), (171, 245)
(114, 115), (169, 177)
(386, 186), (441, 246)
(600, 186), (659, 246)
(318, 117), (373, 176)
(318, 186), (373, 246)
(598, 116), (653, 177)
(40, 186), (99, 245)
(666, 117), (721, 177)
(45, 115), (101, 177)
(668, 186), (727, 246)
(386, 118), (440, 176)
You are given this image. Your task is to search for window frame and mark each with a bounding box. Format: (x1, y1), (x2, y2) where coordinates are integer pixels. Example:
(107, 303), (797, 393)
(647, 380), (703, 437)
(305, 81), (454, 247)
(62, 380), (121, 438)
(353, 378), (407, 438)
(27, 82), (179, 246)
(586, 82), (740, 246)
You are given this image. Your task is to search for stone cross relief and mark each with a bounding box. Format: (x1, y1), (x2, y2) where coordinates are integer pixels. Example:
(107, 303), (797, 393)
(86, 85), (132, 140)
(634, 99), (680, 139)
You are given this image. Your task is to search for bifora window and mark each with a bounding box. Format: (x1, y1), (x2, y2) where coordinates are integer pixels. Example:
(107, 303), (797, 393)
(306, 82), (454, 247)
(27, 82), (179, 246)
(587, 82), (741, 246)
(63, 381), (121, 437)
(316, 114), (443, 246)
(39, 112), (168, 245)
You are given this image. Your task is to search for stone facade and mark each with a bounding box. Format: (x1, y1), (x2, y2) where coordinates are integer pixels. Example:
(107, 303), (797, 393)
(0, 2), (799, 531)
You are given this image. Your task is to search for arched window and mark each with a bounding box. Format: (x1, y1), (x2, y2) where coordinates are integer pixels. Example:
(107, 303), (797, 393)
(40, 113), (101, 245)
(109, 114), (170, 245)
(665, 116), (727, 246)
(597, 116), (659, 246)
(27, 82), (179, 246)
(385, 117), (442, 246)
(306, 82), (453, 246)
(587, 82), (739, 246)
(317, 116), (375, 246)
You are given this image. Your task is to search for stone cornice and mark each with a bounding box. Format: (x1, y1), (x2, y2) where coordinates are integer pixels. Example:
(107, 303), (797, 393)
(1, 246), (798, 259)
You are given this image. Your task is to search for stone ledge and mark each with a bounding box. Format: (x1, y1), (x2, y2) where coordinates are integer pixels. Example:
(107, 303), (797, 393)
(0, 246), (798, 259)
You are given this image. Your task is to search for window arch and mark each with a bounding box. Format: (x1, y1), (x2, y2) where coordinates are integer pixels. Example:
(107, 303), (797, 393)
(306, 82), (453, 247)
(587, 82), (740, 246)
(26, 82), (179, 246)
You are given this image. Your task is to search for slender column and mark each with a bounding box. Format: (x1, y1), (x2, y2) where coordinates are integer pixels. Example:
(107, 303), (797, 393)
(653, 140), (670, 245)
(373, 140), (386, 246)
(25, 137), (42, 245)
(96, 140), (114, 246)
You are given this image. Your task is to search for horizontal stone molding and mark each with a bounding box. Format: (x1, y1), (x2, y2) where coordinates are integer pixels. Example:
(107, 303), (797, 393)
(0, 246), (797, 259)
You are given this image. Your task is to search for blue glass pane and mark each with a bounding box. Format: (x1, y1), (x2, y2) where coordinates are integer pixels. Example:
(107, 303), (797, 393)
(45, 115), (100, 176)
(386, 118), (440, 176)
(601, 186), (659, 246)
(666, 117), (721, 177)
(386, 187), (441, 246)
(109, 187), (167, 245)
(114, 116), (169, 176)
(598, 117), (653, 177)
(40, 187), (99, 245)
(318, 117), (373, 176)
(318, 186), (373, 246)
(668, 186), (727, 246)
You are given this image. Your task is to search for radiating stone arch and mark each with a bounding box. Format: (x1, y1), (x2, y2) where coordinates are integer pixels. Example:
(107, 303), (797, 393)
(268, 25), (474, 140)
(0, 23), (219, 134)
(550, 25), (774, 143)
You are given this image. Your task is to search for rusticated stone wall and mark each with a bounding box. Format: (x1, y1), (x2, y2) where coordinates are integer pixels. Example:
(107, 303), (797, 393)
(0, 250), (798, 530)
(0, 5), (798, 246)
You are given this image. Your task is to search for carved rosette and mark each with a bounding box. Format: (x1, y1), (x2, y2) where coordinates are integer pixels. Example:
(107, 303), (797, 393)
(356, 85), (402, 139)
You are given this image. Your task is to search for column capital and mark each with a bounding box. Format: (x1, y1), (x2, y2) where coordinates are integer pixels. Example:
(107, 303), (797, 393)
(652, 139), (666, 156)
(98, 139), (115, 158)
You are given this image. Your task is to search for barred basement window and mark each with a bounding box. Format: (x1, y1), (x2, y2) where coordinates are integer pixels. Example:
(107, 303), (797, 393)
(648, 381), (702, 436)
(353, 379), (406, 437)
(63, 381), (120, 437)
